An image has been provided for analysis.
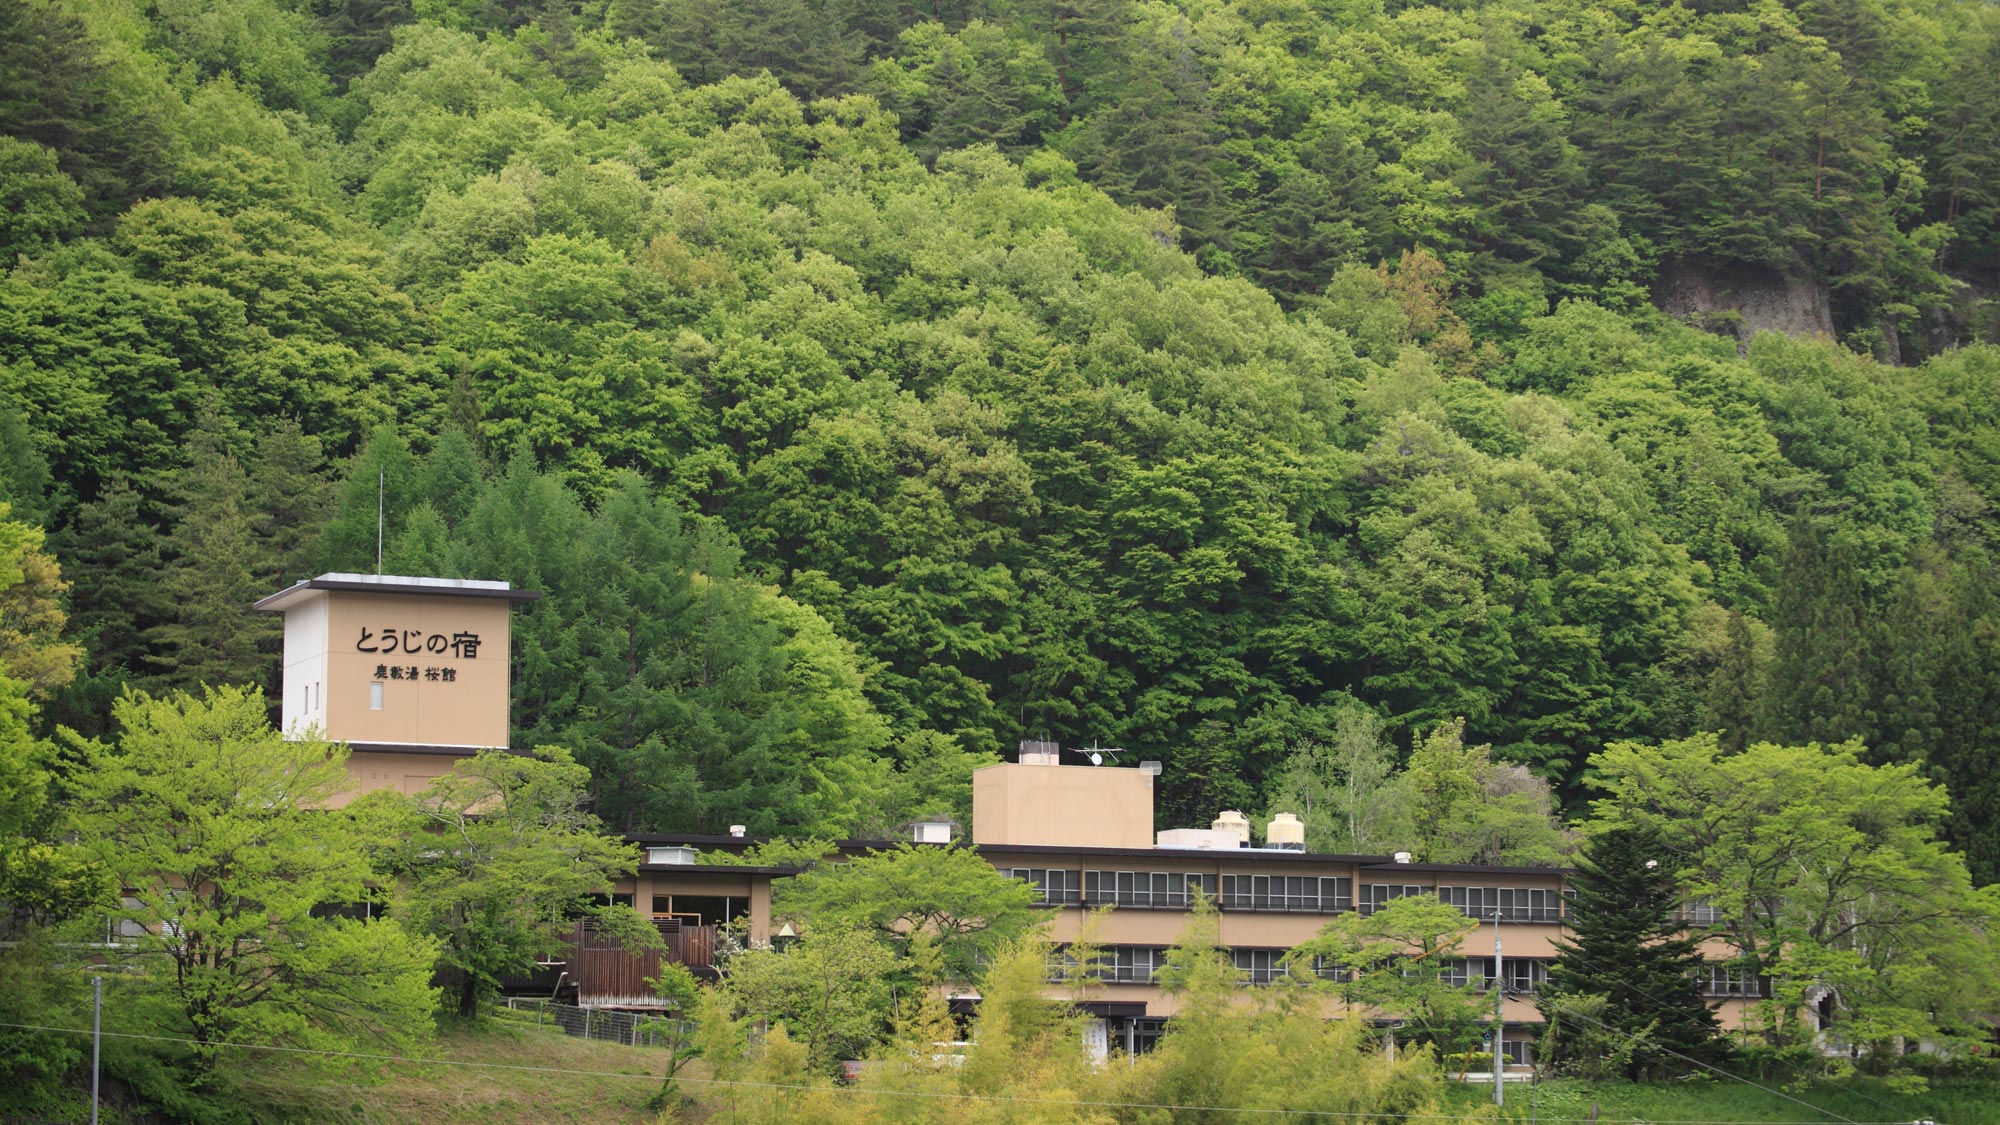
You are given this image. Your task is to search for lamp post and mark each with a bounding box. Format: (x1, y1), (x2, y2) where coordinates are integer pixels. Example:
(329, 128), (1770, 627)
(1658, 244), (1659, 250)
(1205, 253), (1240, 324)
(1493, 907), (1504, 1107)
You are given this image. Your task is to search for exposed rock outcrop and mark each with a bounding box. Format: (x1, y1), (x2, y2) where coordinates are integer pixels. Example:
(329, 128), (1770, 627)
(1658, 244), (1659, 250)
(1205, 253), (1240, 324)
(1653, 254), (1834, 349)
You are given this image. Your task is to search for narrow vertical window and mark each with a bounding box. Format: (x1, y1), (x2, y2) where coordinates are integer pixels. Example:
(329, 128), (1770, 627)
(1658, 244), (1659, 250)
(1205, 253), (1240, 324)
(369, 681), (384, 710)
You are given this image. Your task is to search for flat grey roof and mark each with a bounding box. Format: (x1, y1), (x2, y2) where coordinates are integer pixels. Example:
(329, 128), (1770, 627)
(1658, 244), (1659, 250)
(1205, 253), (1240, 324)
(254, 572), (542, 612)
(344, 742), (520, 757)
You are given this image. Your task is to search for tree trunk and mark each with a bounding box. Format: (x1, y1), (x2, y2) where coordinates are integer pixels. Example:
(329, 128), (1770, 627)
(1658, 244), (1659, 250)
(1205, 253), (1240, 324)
(458, 971), (481, 1019)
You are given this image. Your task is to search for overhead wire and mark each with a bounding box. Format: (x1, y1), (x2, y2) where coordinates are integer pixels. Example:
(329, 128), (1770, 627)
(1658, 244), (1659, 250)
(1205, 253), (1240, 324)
(0, 1019), (1935, 1125)
(1278, 907), (1918, 1123)
(1515, 928), (1915, 1120)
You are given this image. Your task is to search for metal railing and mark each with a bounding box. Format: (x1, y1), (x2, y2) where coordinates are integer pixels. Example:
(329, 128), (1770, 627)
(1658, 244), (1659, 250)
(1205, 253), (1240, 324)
(502, 997), (690, 1049)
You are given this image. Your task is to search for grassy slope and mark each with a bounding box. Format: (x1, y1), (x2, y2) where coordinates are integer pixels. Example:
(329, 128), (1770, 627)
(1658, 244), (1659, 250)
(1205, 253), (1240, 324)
(235, 1013), (677, 1124)
(1441, 1075), (2000, 1125)
(222, 1012), (2000, 1125)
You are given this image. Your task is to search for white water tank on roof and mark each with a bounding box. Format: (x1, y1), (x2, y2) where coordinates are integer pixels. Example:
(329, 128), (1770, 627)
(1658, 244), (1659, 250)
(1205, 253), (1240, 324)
(1266, 812), (1306, 850)
(1212, 810), (1252, 848)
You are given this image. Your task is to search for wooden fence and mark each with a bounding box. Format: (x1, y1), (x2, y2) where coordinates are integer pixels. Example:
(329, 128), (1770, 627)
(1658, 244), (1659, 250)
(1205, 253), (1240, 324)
(549, 917), (718, 1007)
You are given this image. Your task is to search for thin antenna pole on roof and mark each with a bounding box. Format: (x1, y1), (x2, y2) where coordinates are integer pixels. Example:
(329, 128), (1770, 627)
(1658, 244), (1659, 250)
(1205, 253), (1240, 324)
(376, 470), (384, 575)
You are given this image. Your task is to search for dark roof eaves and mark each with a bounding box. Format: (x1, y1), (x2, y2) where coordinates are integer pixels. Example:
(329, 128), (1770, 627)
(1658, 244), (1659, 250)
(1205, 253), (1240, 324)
(636, 863), (796, 876)
(1359, 861), (1574, 877)
(253, 578), (542, 611)
(347, 742), (520, 757)
(967, 842), (1397, 864)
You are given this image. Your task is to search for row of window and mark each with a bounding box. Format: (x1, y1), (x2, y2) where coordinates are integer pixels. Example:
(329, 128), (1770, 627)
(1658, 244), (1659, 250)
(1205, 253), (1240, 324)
(1087, 870), (1214, 909)
(1361, 883), (1569, 922)
(1696, 963), (1768, 998)
(1045, 945), (1175, 983)
(1047, 944), (1564, 989)
(1004, 870), (1569, 920)
(1440, 957), (1551, 993)
(1682, 899), (1726, 925)
(1055, 945), (1763, 1002)
(1006, 871), (1727, 934)
(1006, 869), (1361, 912)
(1222, 874), (1353, 913)
(1436, 886), (1565, 922)
(1106, 1015), (1528, 1061)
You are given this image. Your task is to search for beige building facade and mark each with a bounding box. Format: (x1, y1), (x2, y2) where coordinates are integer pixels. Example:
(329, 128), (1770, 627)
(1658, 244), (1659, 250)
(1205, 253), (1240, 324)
(254, 573), (541, 804)
(966, 752), (1762, 1059)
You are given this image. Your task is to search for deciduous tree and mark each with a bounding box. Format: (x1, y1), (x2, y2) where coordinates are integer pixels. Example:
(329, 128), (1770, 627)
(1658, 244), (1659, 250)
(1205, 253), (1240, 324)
(777, 842), (1037, 982)
(365, 745), (642, 1019)
(1292, 894), (1486, 1055)
(1589, 734), (2000, 1057)
(65, 687), (439, 1066)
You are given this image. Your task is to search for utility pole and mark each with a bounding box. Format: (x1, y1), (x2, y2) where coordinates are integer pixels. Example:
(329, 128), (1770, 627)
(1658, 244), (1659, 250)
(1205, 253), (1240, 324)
(90, 975), (102, 1125)
(1493, 908), (1504, 1107)
(375, 470), (385, 575)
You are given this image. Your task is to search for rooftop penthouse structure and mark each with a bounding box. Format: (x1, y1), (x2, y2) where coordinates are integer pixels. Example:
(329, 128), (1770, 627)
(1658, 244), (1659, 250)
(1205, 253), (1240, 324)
(253, 572), (540, 804)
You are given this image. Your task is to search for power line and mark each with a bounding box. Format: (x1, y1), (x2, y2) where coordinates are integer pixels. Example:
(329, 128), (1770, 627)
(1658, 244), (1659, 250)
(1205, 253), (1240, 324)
(0, 1020), (1930, 1125)
(1308, 922), (1906, 1121)
(1514, 992), (1922, 1125)
(1529, 938), (1913, 1121)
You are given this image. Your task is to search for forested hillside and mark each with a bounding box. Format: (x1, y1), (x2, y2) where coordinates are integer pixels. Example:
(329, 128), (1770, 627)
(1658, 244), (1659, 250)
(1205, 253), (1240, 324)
(4, 0), (2000, 875)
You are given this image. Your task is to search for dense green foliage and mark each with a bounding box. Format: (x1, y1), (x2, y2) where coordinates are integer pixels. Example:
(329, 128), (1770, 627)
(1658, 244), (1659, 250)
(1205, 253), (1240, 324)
(362, 745), (645, 1018)
(64, 687), (442, 1068)
(4, 0), (2000, 886)
(689, 906), (1468, 1123)
(1590, 734), (2000, 1061)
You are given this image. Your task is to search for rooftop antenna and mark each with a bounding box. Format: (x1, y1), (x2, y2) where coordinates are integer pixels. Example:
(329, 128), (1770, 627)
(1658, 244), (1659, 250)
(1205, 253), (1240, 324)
(376, 470), (384, 576)
(1083, 741), (1125, 767)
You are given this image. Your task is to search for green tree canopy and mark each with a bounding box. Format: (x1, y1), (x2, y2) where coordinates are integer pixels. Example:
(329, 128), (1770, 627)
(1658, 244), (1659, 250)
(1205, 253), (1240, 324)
(362, 744), (642, 1019)
(63, 686), (439, 1065)
(776, 842), (1038, 983)
(1588, 733), (2000, 1057)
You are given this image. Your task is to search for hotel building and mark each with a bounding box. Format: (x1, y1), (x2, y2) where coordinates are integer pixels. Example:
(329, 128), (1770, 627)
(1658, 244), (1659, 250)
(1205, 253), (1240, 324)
(260, 573), (1767, 1047)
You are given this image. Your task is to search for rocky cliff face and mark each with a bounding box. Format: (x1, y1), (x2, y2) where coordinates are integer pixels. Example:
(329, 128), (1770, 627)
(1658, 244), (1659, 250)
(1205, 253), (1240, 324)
(1653, 255), (1835, 350)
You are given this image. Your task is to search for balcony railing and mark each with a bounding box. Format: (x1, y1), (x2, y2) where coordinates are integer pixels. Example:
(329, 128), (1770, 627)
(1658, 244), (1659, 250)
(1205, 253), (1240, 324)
(542, 918), (719, 1007)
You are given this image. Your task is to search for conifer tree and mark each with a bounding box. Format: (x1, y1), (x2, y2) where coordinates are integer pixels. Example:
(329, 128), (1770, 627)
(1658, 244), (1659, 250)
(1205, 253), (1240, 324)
(1932, 562), (2000, 884)
(0, 405), (50, 527)
(1702, 610), (1769, 752)
(1540, 825), (1723, 1079)
(148, 424), (279, 694)
(1765, 520), (1872, 746)
(45, 478), (170, 734)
